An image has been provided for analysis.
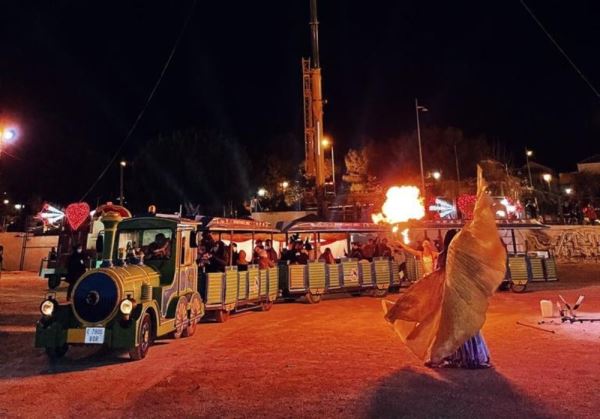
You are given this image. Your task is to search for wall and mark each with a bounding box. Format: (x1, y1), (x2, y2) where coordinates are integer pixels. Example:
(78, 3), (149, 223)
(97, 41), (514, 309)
(524, 226), (600, 263)
(0, 233), (58, 271)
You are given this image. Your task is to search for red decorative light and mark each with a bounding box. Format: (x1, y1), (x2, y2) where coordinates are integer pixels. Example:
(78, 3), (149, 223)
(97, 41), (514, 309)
(65, 202), (90, 231)
(457, 194), (477, 219)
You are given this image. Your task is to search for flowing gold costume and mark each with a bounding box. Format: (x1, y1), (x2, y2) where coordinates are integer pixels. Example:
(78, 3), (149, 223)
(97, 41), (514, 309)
(384, 183), (506, 363)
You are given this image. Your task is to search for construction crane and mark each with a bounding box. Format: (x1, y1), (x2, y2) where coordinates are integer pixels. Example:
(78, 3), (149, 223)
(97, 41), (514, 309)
(302, 0), (327, 195)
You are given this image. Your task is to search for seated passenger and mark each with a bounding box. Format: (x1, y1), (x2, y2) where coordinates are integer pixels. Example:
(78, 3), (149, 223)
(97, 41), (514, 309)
(362, 238), (376, 260)
(318, 247), (336, 264)
(377, 238), (392, 259)
(258, 249), (274, 269)
(230, 243), (239, 266)
(265, 239), (278, 264)
(295, 242), (310, 265)
(280, 241), (296, 264)
(253, 239), (264, 264)
(147, 233), (171, 260)
(237, 249), (249, 271)
(348, 242), (364, 260)
(206, 241), (227, 272)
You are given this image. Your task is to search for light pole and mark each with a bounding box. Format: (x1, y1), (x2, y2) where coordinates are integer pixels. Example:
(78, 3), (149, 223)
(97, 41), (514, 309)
(321, 137), (336, 195)
(415, 98), (428, 194)
(119, 160), (127, 205)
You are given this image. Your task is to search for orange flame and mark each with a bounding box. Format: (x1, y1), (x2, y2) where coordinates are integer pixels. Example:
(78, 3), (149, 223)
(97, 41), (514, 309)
(372, 186), (425, 224)
(401, 228), (410, 244)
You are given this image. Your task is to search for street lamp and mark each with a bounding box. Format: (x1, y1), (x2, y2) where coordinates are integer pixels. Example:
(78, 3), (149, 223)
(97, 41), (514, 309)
(321, 137), (336, 195)
(565, 188), (573, 195)
(525, 148), (534, 188)
(281, 181), (289, 190)
(542, 173), (552, 191)
(257, 188), (267, 197)
(432, 171), (441, 181)
(0, 126), (19, 157)
(2, 199), (8, 205)
(415, 99), (428, 194)
(119, 160), (127, 205)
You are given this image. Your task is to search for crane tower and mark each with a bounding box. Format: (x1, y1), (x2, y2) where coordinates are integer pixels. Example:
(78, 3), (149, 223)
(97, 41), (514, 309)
(302, 0), (326, 191)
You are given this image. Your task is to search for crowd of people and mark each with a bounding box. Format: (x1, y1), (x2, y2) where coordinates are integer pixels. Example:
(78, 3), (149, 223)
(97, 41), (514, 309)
(195, 233), (400, 273)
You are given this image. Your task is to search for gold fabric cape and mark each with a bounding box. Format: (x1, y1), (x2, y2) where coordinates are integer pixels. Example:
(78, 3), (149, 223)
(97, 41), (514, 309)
(384, 184), (506, 362)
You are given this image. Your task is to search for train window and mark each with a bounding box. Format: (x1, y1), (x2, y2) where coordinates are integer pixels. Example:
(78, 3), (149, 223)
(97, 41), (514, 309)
(117, 228), (173, 261)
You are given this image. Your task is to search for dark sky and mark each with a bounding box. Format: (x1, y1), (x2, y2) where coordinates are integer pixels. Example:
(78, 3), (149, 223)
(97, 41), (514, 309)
(1, 1), (599, 207)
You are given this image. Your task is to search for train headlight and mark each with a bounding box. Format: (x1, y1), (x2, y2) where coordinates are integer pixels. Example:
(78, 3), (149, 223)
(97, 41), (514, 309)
(119, 298), (134, 315)
(40, 300), (55, 317)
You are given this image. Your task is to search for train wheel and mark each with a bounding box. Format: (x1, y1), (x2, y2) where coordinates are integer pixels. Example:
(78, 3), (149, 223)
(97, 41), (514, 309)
(129, 313), (152, 361)
(373, 288), (388, 298)
(305, 292), (321, 304)
(45, 343), (68, 359)
(261, 300), (274, 311)
(173, 297), (188, 339)
(184, 294), (202, 337)
(215, 310), (230, 323)
(47, 275), (61, 290)
(511, 282), (527, 293)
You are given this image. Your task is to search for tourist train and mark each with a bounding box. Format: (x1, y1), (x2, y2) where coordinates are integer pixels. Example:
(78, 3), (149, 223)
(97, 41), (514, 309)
(34, 206), (556, 360)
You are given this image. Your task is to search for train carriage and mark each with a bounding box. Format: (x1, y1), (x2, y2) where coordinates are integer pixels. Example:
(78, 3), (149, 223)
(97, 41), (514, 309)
(279, 221), (396, 302)
(406, 218), (558, 292)
(195, 216), (280, 322)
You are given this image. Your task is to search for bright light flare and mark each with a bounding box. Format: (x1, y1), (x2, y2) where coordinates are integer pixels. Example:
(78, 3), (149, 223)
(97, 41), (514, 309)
(372, 186), (425, 225)
(401, 228), (410, 244)
(3, 129), (17, 142)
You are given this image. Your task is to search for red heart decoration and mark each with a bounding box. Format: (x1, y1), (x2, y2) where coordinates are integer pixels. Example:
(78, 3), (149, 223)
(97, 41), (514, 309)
(66, 202), (91, 231)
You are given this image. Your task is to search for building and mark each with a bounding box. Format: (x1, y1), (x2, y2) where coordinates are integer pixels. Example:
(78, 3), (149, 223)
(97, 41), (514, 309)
(577, 154), (600, 174)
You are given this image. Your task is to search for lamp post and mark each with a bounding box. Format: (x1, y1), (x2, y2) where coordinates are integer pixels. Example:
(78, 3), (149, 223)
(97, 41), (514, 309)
(415, 99), (428, 194)
(119, 160), (127, 204)
(321, 137), (336, 195)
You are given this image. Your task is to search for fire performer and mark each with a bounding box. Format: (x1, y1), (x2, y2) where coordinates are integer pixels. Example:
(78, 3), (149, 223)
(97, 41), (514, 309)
(383, 177), (506, 368)
(396, 238), (439, 276)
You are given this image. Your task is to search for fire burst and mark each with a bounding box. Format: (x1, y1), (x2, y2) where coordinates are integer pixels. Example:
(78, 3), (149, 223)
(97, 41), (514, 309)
(372, 186), (425, 224)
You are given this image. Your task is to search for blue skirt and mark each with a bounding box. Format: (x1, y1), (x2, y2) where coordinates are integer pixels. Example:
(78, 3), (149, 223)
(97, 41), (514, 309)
(445, 331), (491, 368)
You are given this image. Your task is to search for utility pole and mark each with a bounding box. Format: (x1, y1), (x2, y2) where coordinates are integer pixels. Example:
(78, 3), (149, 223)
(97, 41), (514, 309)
(415, 98), (428, 194)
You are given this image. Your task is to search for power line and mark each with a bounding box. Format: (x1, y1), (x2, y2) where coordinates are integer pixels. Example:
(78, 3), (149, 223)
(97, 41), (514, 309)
(519, 0), (600, 100)
(80, 0), (197, 202)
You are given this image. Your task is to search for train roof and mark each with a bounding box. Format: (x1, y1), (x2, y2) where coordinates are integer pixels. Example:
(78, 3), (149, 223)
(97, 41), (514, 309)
(195, 216), (278, 233)
(284, 221), (388, 233)
(118, 215), (198, 230)
(409, 219), (548, 230)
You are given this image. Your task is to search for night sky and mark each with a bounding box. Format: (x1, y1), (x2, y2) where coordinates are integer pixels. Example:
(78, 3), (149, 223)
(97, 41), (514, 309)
(1, 1), (599, 210)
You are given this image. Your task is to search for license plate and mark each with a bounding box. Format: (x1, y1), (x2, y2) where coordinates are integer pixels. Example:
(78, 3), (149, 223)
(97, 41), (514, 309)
(84, 327), (105, 344)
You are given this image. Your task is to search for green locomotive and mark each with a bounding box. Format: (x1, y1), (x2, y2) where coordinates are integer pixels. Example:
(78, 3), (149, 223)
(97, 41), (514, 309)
(35, 210), (204, 360)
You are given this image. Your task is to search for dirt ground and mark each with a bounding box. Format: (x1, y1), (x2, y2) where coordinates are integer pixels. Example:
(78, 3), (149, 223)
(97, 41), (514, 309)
(1, 264), (600, 418)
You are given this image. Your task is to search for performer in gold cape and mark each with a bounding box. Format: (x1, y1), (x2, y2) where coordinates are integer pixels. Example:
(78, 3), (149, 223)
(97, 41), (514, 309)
(383, 175), (506, 368)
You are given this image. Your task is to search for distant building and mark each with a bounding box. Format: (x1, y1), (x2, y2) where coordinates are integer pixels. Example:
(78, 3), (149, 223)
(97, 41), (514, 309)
(577, 154), (600, 174)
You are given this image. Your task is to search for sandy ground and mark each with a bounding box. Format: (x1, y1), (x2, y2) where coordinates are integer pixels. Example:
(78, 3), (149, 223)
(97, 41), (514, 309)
(1, 265), (600, 418)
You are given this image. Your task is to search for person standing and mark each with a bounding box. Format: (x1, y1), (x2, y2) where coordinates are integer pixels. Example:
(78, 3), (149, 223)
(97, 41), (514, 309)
(382, 175), (506, 369)
(396, 238), (439, 276)
(66, 244), (86, 301)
